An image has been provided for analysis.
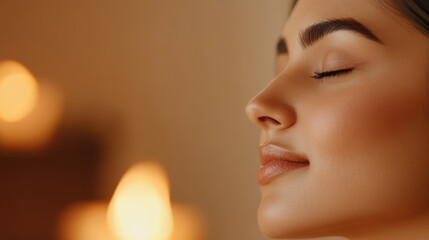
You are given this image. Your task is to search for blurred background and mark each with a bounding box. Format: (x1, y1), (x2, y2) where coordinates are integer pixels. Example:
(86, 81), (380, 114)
(0, 0), (292, 239)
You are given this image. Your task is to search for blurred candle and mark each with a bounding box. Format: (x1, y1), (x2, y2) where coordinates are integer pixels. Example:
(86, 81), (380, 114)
(0, 61), (63, 151)
(58, 161), (205, 240)
(107, 162), (174, 240)
(0, 60), (38, 122)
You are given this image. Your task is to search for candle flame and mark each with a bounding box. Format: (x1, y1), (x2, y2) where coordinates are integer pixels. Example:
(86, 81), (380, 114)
(0, 60), (38, 122)
(107, 162), (174, 240)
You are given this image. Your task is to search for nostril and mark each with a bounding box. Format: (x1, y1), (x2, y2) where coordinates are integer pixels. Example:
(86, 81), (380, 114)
(246, 96), (296, 130)
(258, 116), (281, 126)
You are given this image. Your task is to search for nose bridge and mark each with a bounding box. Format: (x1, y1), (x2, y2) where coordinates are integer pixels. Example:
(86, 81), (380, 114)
(245, 74), (296, 131)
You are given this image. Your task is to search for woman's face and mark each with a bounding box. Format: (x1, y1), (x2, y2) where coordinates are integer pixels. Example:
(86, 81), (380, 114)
(246, 0), (429, 238)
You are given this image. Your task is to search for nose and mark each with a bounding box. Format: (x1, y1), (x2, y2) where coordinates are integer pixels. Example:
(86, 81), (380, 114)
(245, 88), (296, 132)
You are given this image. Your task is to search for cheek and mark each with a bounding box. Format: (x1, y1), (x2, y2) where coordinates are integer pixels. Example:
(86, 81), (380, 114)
(304, 84), (429, 218)
(308, 90), (414, 155)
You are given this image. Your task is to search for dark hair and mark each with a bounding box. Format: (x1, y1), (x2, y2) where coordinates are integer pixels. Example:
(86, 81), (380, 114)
(383, 0), (429, 36)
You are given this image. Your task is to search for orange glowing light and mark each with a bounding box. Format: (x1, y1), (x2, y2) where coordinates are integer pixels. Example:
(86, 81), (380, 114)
(107, 162), (174, 240)
(0, 80), (63, 151)
(0, 60), (38, 122)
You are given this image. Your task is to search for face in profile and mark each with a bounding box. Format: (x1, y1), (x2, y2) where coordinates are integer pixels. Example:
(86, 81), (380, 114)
(246, 0), (429, 238)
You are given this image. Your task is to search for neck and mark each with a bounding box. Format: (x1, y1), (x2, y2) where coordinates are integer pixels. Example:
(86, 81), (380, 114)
(346, 213), (429, 240)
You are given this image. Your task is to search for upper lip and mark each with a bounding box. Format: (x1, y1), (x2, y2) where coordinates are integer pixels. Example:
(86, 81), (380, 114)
(259, 144), (309, 165)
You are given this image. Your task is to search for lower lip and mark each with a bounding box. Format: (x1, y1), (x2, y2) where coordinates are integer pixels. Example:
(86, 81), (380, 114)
(257, 159), (309, 185)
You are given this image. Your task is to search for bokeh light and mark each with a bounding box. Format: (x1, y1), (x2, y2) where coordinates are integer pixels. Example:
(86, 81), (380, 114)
(0, 60), (38, 122)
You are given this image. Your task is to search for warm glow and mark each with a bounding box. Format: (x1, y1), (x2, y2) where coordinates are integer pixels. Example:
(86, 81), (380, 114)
(0, 60), (38, 122)
(107, 162), (174, 240)
(0, 80), (63, 151)
(57, 201), (115, 240)
(170, 204), (205, 240)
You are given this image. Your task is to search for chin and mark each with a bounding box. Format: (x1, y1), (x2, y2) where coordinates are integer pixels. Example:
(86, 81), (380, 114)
(257, 198), (350, 239)
(257, 199), (311, 239)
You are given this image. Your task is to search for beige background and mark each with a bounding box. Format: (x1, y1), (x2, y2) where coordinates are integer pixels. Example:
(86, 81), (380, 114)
(0, 0), (344, 239)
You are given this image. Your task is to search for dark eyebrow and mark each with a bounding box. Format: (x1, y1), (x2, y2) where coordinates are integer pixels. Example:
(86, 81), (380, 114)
(300, 18), (382, 48)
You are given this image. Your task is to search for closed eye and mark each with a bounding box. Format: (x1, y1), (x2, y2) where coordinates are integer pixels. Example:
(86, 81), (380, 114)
(311, 68), (354, 80)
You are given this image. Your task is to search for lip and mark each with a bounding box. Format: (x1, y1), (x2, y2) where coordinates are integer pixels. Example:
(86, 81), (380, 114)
(257, 144), (309, 185)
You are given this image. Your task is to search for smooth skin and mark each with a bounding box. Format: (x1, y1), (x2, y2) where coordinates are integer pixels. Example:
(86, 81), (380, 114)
(246, 0), (429, 239)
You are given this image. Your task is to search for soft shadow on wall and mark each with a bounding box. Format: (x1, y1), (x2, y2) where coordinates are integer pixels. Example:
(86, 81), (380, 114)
(0, 0), (304, 240)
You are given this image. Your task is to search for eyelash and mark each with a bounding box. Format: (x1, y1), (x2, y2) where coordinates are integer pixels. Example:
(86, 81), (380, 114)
(311, 68), (354, 80)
